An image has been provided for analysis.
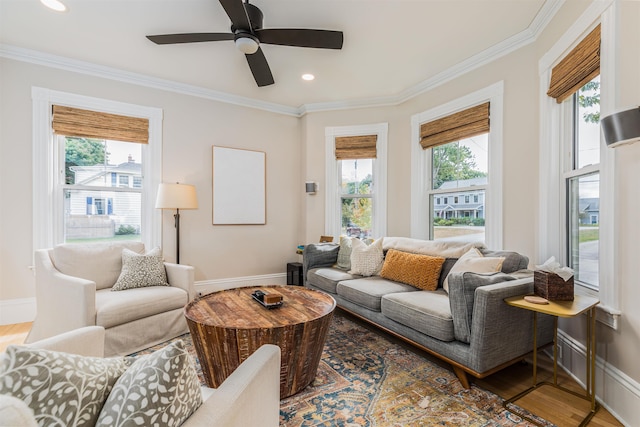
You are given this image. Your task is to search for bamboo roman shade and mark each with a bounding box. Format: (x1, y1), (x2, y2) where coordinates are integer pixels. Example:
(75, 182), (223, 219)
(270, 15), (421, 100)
(420, 102), (490, 150)
(547, 24), (600, 103)
(52, 105), (149, 144)
(335, 135), (377, 159)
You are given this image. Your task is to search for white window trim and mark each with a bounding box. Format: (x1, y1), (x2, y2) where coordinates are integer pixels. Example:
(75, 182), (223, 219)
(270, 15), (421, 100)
(324, 123), (388, 239)
(410, 81), (504, 249)
(538, 0), (620, 329)
(32, 87), (163, 251)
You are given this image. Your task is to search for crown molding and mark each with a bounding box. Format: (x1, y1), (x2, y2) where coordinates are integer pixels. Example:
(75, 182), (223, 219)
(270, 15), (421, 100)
(0, 0), (564, 117)
(0, 43), (300, 117)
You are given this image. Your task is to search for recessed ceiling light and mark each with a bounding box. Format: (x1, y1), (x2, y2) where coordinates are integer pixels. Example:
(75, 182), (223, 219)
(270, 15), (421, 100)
(40, 0), (67, 12)
(302, 74), (315, 81)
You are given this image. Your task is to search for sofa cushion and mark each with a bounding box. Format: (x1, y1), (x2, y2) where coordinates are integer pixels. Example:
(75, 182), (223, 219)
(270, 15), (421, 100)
(480, 249), (529, 273)
(383, 237), (485, 258)
(349, 238), (384, 276)
(337, 277), (417, 311)
(307, 267), (360, 294)
(0, 345), (131, 426)
(442, 248), (505, 293)
(96, 286), (188, 328)
(448, 272), (516, 343)
(380, 249), (445, 291)
(336, 236), (353, 270)
(112, 247), (169, 291)
(381, 290), (454, 342)
(96, 340), (202, 427)
(51, 242), (146, 290)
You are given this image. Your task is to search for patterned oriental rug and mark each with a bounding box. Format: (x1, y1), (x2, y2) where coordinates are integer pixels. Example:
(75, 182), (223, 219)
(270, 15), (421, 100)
(136, 312), (554, 427)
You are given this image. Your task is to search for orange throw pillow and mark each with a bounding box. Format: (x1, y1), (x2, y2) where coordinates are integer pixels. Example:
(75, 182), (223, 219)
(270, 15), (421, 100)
(380, 249), (445, 291)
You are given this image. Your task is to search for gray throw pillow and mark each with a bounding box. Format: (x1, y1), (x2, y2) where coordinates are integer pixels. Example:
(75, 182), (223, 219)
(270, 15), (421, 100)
(448, 271), (515, 343)
(336, 236), (353, 270)
(95, 340), (202, 427)
(112, 247), (169, 291)
(0, 345), (131, 426)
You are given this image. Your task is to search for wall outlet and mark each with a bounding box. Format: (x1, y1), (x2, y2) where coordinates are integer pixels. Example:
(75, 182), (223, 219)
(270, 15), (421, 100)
(557, 345), (563, 361)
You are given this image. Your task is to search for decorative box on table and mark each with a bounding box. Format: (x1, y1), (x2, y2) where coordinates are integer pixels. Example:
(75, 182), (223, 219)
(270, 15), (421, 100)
(534, 270), (574, 301)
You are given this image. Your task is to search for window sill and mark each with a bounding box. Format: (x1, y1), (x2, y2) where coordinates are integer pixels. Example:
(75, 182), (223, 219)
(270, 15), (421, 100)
(575, 285), (621, 330)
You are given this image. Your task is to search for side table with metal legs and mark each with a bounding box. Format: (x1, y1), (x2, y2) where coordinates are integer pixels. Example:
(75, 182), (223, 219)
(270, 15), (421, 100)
(503, 294), (600, 427)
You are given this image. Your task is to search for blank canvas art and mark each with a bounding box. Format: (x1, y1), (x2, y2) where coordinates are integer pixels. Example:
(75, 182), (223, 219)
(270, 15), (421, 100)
(212, 146), (266, 225)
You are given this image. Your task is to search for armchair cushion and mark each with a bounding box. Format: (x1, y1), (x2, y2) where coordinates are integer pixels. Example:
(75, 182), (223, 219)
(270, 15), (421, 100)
(0, 345), (131, 426)
(112, 247), (169, 291)
(96, 340), (202, 427)
(51, 242), (145, 290)
(96, 286), (188, 329)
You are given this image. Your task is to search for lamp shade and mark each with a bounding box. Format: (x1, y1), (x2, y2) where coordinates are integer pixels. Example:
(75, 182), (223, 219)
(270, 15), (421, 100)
(155, 183), (198, 209)
(601, 107), (640, 148)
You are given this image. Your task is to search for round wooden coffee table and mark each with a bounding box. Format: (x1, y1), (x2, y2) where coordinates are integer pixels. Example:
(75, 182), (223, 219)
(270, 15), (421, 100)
(184, 285), (336, 398)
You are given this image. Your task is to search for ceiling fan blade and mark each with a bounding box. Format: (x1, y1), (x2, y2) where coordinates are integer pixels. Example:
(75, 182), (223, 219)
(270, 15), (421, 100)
(147, 33), (234, 45)
(245, 47), (274, 87)
(255, 29), (343, 49)
(219, 0), (251, 31)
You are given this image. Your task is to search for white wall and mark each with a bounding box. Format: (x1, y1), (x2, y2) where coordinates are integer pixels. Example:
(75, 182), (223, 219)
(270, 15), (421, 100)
(0, 58), (302, 304)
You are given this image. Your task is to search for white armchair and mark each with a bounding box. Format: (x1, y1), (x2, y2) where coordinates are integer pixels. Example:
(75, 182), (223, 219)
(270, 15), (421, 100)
(3, 327), (281, 427)
(26, 242), (195, 356)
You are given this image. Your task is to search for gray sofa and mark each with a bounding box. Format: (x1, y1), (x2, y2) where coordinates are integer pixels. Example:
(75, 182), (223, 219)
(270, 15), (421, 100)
(303, 237), (553, 388)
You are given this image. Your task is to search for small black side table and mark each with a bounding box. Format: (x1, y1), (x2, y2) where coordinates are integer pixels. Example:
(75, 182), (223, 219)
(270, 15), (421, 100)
(286, 262), (303, 286)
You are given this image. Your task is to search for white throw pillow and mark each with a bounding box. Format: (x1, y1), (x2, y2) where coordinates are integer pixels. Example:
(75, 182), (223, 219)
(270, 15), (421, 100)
(443, 247), (505, 293)
(0, 395), (38, 427)
(336, 236), (353, 270)
(349, 238), (384, 277)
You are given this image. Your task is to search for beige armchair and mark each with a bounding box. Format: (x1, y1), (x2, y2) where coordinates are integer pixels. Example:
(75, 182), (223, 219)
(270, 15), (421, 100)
(3, 327), (281, 427)
(27, 242), (195, 356)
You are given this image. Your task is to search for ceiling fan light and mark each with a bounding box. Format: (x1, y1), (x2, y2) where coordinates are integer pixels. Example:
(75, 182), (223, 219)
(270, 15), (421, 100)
(235, 37), (259, 55)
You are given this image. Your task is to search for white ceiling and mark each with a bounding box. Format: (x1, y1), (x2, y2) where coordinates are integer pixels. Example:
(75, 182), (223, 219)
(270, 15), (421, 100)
(0, 0), (551, 110)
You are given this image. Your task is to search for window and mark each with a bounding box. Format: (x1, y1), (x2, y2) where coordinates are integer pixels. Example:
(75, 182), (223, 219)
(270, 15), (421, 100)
(411, 82), (503, 248)
(565, 78), (601, 289)
(62, 137), (143, 242)
(32, 88), (162, 250)
(325, 124), (388, 239)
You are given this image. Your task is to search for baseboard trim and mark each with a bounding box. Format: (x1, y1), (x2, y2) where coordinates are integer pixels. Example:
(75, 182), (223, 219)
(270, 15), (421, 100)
(194, 273), (287, 297)
(555, 329), (638, 427)
(0, 297), (37, 325)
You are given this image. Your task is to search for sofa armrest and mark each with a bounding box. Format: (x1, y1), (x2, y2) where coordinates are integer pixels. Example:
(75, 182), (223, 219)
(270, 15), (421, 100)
(24, 326), (106, 357)
(302, 243), (339, 283)
(26, 250), (97, 343)
(467, 278), (553, 373)
(164, 262), (196, 300)
(181, 344), (281, 427)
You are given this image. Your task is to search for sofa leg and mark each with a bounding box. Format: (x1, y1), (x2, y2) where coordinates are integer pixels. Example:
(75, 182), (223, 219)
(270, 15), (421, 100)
(453, 366), (471, 389)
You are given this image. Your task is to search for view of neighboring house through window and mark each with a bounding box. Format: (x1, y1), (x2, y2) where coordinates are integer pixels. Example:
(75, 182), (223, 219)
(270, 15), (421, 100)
(566, 76), (600, 288)
(62, 137), (143, 242)
(339, 158), (373, 238)
(430, 134), (488, 242)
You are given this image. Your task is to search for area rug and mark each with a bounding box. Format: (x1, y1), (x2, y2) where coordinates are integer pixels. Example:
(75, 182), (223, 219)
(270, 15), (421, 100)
(134, 313), (553, 426)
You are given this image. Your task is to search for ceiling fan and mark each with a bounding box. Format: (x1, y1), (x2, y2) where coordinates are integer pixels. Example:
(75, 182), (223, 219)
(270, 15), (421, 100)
(146, 0), (344, 87)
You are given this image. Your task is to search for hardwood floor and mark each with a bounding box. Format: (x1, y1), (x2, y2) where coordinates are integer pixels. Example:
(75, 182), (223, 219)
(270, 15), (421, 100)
(0, 322), (623, 426)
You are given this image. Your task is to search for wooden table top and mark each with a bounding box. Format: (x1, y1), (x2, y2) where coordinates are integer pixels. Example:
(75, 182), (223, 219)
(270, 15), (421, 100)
(504, 294), (599, 318)
(184, 285), (336, 329)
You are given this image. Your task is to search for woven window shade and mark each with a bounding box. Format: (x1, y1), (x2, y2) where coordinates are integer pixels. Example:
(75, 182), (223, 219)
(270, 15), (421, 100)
(52, 105), (149, 144)
(547, 24), (600, 103)
(420, 102), (490, 149)
(335, 135), (377, 159)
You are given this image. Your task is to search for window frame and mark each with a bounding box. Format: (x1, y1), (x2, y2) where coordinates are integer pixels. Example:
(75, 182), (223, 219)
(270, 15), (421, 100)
(538, 2), (620, 328)
(32, 87), (163, 250)
(410, 82), (504, 249)
(325, 123), (388, 239)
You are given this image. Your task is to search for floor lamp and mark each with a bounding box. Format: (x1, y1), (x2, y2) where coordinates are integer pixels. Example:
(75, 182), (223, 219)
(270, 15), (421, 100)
(155, 183), (198, 264)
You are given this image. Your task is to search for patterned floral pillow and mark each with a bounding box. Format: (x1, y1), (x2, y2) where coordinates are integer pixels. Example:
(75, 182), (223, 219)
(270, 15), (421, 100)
(96, 340), (202, 427)
(111, 247), (170, 291)
(0, 346), (131, 426)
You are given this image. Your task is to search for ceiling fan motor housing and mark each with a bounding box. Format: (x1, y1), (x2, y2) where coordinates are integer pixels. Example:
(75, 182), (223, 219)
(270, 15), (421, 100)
(231, 3), (263, 33)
